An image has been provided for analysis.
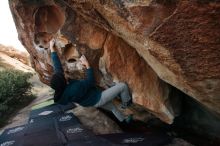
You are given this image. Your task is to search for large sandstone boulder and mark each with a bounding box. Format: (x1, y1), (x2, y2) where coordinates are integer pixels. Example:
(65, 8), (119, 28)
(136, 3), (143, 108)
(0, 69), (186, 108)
(9, 0), (220, 131)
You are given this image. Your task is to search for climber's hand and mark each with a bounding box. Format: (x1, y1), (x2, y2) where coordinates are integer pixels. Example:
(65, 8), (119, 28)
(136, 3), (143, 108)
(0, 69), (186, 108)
(80, 55), (90, 69)
(49, 39), (56, 52)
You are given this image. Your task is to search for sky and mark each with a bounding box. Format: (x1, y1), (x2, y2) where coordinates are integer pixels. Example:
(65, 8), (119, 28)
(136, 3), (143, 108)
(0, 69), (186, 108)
(0, 1), (26, 52)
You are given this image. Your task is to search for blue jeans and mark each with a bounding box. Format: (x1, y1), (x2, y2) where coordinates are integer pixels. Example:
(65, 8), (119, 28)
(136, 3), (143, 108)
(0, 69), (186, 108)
(94, 82), (131, 122)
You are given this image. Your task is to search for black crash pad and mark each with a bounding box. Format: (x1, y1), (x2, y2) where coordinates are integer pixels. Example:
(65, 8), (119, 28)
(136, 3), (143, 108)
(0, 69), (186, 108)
(99, 132), (172, 146)
(29, 104), (63, 119)
(0, 125), (26, 146)
(66, 136), (122, 146)
(0, 103), (172, 146)
(29, 103), (75, 119)
(0, 125), (25, 139)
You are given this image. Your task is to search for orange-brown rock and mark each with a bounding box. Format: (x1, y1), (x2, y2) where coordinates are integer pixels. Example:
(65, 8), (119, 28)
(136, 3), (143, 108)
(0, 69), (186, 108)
(8, 0), (220, 130)
(102, 34), (173, 123)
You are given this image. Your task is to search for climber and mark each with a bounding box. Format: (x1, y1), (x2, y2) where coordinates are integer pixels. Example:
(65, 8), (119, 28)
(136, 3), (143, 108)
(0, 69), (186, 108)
(49, 39), (133, 123)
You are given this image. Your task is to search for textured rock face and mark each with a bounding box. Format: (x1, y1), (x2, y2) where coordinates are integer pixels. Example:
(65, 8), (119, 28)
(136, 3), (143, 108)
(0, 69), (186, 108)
(102, 34), (173, 122)
(71, 105), (122, 134)
(9, 0), (220, 128)
(150, 0), (220, 117)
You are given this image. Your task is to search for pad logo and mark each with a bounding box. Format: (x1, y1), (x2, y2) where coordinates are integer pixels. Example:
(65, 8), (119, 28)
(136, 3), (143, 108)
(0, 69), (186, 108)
(0, 140), (15, 146)
(38, 110), (53, 116)
(29, 119), (34, 123)
(122, 137), (145, 143)
(59, 115), (72, 122)
(7, 127), (24, 135)
(67, 127), (83, 134)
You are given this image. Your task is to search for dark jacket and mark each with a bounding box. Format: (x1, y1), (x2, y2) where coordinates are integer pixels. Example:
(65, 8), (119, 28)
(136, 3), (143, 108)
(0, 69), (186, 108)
(51, 52), (101, 106)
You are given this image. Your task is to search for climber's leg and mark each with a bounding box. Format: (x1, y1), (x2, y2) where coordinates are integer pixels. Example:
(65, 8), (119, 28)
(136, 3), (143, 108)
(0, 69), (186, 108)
(98, 101), (126, 122)
(95, 82), (132, 107)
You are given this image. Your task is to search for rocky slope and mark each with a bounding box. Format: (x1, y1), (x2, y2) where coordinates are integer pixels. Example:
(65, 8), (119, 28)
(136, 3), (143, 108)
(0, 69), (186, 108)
(9, 0), (220, 139)
(0, 44), (29, 66)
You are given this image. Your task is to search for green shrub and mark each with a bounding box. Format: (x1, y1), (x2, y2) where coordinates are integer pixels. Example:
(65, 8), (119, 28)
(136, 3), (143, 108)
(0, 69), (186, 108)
(0, 69), (35, 126)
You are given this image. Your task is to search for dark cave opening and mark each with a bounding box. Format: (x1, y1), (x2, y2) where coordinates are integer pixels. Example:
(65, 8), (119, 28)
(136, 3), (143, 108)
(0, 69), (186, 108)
(99, 86), (220, 146)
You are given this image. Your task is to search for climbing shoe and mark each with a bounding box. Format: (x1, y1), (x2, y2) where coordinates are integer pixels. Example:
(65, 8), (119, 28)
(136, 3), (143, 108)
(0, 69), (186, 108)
(121, 99), (133, 109)
(124, 114), (133, 124)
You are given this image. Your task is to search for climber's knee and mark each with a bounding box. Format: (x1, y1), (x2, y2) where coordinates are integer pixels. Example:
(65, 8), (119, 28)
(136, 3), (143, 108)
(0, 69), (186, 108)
(117, 82), (127, 90)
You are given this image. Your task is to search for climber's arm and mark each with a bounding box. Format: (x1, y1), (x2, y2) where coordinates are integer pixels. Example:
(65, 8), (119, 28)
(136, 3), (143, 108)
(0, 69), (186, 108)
(80, 55), (95, 87)
(83, 68), (95, 87)
(50, 39), (64, 73)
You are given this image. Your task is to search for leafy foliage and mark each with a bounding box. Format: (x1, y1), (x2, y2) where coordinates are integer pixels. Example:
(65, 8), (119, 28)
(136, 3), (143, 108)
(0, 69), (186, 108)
(0, 69), (35, 126)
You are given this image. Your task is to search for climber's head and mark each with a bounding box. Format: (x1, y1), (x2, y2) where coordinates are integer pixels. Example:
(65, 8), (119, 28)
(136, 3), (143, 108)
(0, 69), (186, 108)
(50, 72), (66, 102)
